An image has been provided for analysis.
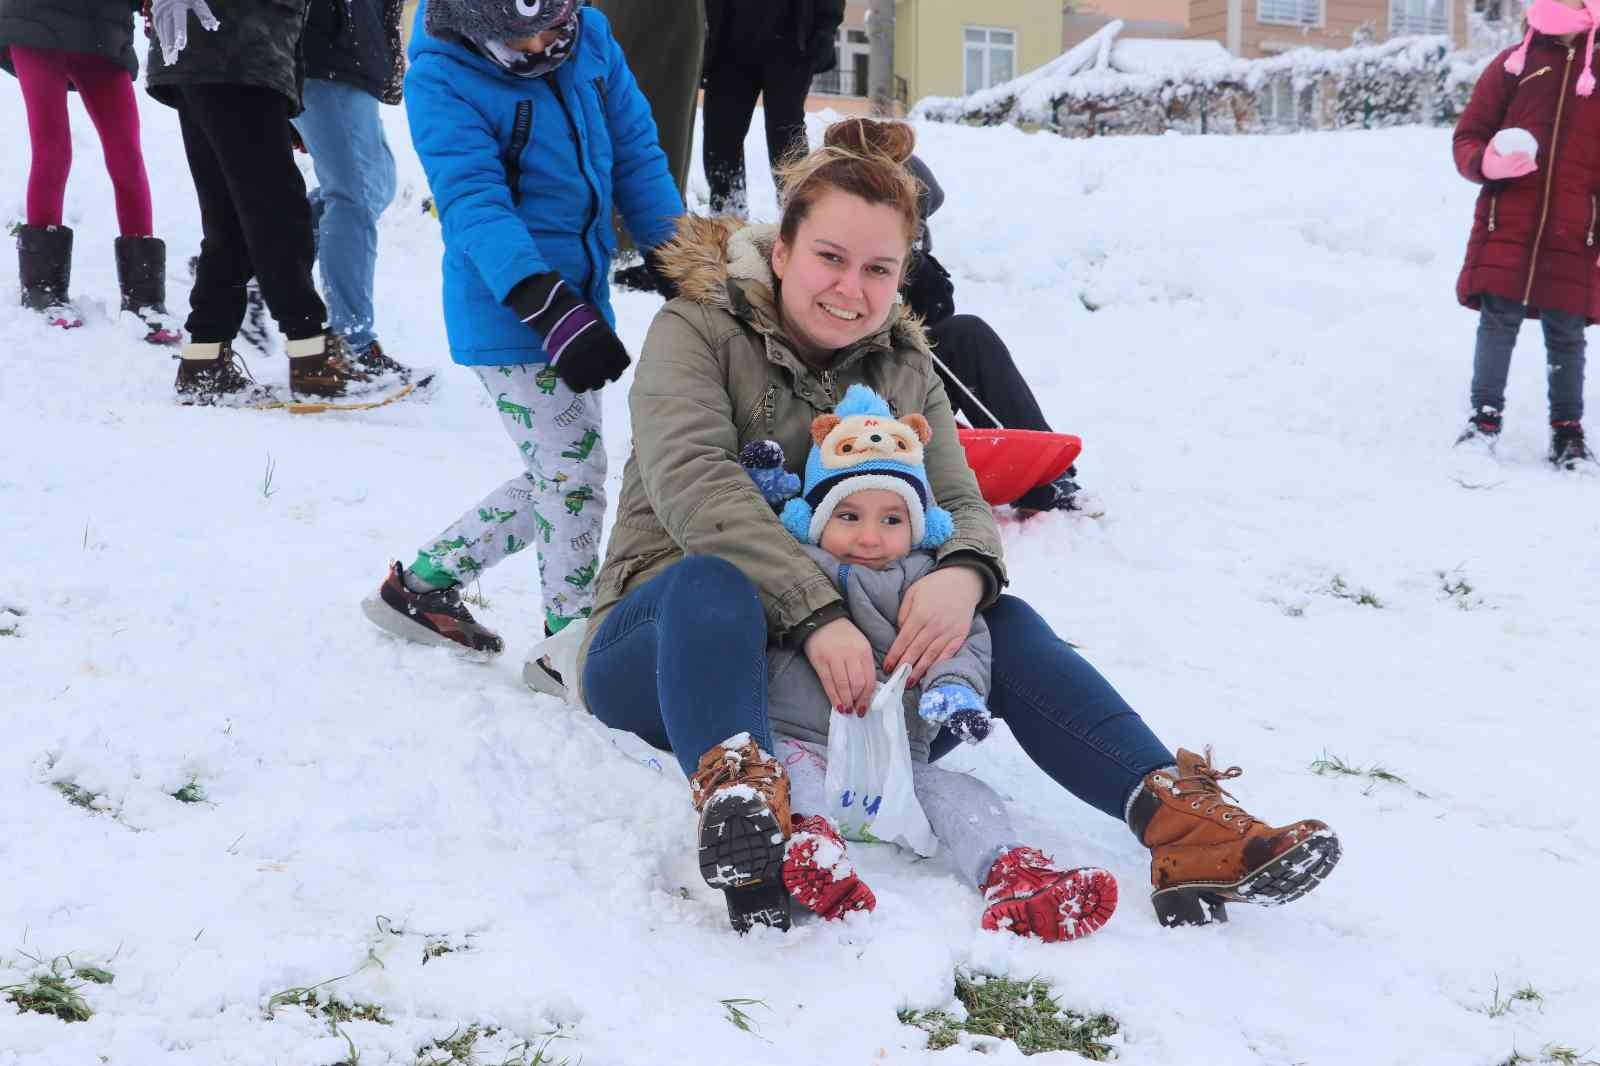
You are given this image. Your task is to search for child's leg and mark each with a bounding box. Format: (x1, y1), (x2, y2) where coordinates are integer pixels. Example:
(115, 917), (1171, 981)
(910, 760), (1021, 889)
(9, 47), (73, 229)
(773, 738), (876, 919)
(776, 738), (830, 819)
(63, 53), (153, 237)
(1540, 307), (1587, 424)
(411, 366), (605, 632)
(1470, 293), (1527, 414)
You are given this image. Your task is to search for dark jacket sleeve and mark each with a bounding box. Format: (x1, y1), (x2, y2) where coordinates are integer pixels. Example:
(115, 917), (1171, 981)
(1454, 53), (1513, 185)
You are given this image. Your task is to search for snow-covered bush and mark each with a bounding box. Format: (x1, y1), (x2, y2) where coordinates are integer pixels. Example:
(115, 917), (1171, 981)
(914, 23), (1496, 136)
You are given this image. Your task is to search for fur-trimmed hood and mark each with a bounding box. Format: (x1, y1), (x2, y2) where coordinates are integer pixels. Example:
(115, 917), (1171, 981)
(654, 214), (930, 357)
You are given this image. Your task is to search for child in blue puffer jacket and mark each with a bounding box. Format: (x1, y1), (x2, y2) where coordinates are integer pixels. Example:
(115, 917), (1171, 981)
(363, 0), (683, 671)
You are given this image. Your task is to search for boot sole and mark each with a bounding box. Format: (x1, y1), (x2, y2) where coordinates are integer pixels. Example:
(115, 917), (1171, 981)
(698, 793), (791, 934)
(360, 594), (500, 659)
(1151, 827), (1341, 928)
(983, 867), (1118, 942)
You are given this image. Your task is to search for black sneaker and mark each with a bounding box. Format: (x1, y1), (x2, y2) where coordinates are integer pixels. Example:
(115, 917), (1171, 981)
(1014, 466), (1083, 514)
(1551, 421), (1594, 468)
(360, 562), (504, 654)
(1455, 406), (1503, 446)
(174, 344), (271, 406)
(352, 340), (413, 386)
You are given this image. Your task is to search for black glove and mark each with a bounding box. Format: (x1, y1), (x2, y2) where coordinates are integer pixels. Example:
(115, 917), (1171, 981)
(612, 247), (678, 300)
(508, 272), (631, 393)
(903, 250), (955, 326)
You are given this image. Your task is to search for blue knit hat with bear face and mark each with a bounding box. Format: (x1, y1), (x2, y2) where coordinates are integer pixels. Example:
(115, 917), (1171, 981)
(779, 385), (954, 550)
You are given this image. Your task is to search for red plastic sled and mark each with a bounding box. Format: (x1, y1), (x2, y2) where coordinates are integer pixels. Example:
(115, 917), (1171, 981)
(958, 428), (1082, 507)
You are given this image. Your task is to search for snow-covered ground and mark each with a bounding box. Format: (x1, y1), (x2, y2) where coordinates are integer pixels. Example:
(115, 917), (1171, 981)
(2, 71), (1597, 1066)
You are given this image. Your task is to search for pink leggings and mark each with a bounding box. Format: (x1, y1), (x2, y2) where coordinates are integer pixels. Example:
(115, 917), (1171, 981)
(10, 45), (153, 236)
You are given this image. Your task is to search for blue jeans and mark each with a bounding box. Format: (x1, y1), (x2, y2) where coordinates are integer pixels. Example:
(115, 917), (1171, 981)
(583, 558), (1175, 820)
(1472, 293), (1587, 423)
(584, 557), (772, 776)
(290, 79), (396, 350)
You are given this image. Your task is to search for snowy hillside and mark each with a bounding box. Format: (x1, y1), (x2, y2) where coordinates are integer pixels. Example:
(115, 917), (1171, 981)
(2, 71), (1597, 1066)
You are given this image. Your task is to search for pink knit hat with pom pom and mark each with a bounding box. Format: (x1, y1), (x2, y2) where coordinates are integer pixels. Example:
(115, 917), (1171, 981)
(1505, 0), (1600, 95)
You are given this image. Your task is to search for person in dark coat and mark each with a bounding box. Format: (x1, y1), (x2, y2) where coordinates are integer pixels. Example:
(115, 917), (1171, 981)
(902, 154), (1082, 513)
(291, 0), (412, 382)
(1, 0), (179, 342)
(701, 0), (844, 216)
(596, 0), (703, 297)
(146, 0), (380, 404)
(1452, 0), (1600, 468)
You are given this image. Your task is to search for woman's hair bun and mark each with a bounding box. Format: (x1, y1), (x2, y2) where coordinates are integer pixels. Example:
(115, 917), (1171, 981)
(821, 118), (916, 164)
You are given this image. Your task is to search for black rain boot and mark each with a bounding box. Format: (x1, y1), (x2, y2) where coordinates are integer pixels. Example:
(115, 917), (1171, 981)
(16, 224), (82, 329)
(114, 236), (182, 346)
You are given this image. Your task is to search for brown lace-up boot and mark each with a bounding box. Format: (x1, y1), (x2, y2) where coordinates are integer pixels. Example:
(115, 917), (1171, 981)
(691, 734), (793, 934)
(288, 333), (372, 399)
(1128, 747), (1341, 927)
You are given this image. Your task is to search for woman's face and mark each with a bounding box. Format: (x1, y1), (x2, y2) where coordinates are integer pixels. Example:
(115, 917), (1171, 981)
(770, 190), (909, 354)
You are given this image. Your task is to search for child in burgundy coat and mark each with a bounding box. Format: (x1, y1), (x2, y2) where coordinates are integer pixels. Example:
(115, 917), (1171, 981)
(1453, 0), (1600, 469)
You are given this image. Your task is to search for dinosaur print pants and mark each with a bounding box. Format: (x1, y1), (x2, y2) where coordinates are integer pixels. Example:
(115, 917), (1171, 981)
(411, 364), (605, 633)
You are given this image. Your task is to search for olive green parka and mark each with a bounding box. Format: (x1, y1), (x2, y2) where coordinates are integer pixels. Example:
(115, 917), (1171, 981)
(576, 216), (1005, 704)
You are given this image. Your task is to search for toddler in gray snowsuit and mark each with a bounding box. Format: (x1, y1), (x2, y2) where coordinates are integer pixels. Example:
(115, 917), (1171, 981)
(745, 385), (1118, 943)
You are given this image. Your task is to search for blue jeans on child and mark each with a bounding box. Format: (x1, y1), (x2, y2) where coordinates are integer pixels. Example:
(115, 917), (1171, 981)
(290, 78), (397, 351)
(1472, 293), (1587, 423)
(582, 556), (1176, 822)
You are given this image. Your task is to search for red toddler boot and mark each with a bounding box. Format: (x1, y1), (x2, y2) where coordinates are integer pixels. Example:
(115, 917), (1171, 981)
(783, 815), (876, 920)
(981, 846), (1117, 942)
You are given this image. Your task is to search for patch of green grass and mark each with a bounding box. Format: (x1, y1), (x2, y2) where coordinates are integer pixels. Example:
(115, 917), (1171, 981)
(268, 987), (390, 1028)
(170, 779), (207, 804)
(1328, 574), (1384, 608)
(1309, 751), (1424, 796)
(1480, 976), (1545, 1018)
(460, 581), (491, 610)
(720, 997), (768, 1033)
(416, 1025), (570, 1066)
(1541, 1043), (1600, 1065)
(1435, 567), (1486, 610)
(52, 780), (102, 810)
(0, 955), (105, 1023)
(72, 964), (115, 985)
(899, 971), (1119, 1059)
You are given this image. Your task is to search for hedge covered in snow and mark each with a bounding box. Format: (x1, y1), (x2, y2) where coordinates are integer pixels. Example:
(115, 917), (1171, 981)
(913, 23), (1496, 137)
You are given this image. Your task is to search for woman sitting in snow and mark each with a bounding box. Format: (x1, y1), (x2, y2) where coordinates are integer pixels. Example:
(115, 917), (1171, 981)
(575, 117), (1342, 934)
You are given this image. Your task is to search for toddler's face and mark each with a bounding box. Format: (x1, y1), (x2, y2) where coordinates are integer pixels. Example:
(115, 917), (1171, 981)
(819, 489), (912, 569)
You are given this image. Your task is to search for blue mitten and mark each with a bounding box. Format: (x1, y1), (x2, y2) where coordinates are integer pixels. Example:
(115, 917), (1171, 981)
(738, 440), (802, 508)
(917, 683), (993, 745)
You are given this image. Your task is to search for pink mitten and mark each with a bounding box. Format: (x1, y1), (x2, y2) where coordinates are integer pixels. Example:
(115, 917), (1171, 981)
(1482, 143), (1538, 180)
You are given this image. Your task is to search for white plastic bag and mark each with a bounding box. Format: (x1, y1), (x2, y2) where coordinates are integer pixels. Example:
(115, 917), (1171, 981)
(823, 664), (938, 856)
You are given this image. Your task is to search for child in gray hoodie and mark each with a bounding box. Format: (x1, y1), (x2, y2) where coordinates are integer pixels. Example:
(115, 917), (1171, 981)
(744, 385), (1117, 943)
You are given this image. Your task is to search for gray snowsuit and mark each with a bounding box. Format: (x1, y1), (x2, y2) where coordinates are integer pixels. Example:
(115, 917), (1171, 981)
(766, 545), (991, 763)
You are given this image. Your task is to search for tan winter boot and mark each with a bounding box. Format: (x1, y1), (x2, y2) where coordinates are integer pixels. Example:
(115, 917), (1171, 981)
(1128, 747), (1340, 927)
(287, 333), (372, 399)
(691, 733), (793, 933)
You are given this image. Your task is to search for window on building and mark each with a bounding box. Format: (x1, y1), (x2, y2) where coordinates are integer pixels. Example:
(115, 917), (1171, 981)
(1258, 0), (1321, 27)
(1391, 0), (1448, 34)
(812, 25), (872, 97)
(963, 27), (1016, 94)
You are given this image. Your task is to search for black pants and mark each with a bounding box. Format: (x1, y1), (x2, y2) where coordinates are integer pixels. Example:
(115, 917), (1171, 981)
(701, 50), (812, 216)
(927, 314), (1051, 432)
(176, 84), (325, 344)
